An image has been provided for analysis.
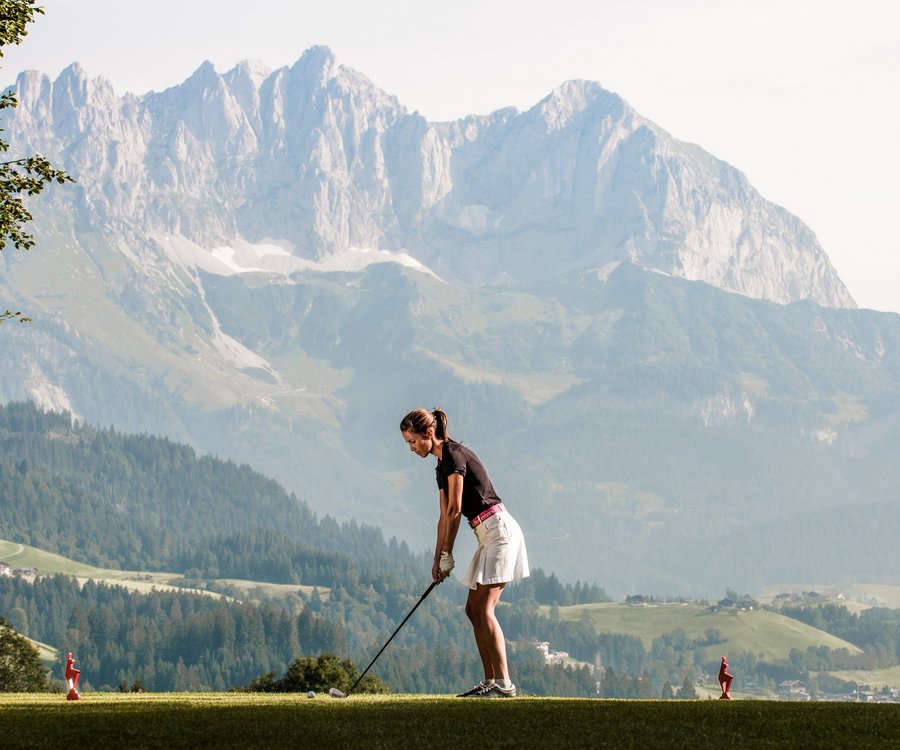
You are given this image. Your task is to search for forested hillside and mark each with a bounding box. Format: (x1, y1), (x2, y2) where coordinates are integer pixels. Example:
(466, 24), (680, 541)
(0, 574), (340, 691)
(0, 401), (419, 576)
(8, 568), (900, 697)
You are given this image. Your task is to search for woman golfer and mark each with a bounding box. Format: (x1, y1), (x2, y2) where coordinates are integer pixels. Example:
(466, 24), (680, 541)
(400, 407), (529, 698)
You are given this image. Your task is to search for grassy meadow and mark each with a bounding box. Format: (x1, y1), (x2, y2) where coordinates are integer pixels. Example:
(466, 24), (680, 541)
(0, 539), (326, 601)
(2, 693), (899, 749)
(0, 539), (191, 590)
(760, 582), (900, 610)
(545, 602), (862, 662)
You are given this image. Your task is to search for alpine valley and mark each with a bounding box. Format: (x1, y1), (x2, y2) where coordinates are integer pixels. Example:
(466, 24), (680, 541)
(2, 46), (898, 596)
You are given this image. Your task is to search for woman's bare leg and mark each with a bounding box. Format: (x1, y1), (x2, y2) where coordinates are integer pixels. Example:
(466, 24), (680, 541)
(465, 583), (508, 680)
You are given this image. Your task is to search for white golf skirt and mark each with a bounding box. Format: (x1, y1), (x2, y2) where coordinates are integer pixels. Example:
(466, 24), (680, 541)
(462, 509), (530, 590)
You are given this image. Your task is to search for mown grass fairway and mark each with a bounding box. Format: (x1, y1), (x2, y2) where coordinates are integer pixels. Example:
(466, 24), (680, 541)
(1, 693), (899, 749)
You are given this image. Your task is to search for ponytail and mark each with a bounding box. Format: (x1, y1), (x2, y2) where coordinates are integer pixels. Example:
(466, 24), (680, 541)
(432, 407), (449, 440)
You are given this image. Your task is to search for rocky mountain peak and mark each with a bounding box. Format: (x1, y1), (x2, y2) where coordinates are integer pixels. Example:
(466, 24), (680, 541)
(290, 44), (337, 83)
(533, 79), (618, 128)
(224, 59), (272, 91)
(183, 59), (220, 88)
(1, 45), (855, 308)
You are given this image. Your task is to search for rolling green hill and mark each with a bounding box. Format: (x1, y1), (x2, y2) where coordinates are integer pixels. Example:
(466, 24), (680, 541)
(761, 583), (900, 610)
(825, 666), (900, 690)
(1, 538), (175, 582)
(545, 601), (862, 662)
(0, 538), (327, 601)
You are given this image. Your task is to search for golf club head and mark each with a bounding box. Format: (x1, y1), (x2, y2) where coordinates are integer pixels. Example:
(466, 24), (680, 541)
(328, 687), (346, 699)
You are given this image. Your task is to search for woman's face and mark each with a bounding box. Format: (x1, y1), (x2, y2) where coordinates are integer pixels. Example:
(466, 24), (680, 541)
(402, 428), (433, 458)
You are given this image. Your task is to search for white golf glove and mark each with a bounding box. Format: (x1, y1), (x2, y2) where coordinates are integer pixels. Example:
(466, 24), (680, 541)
(439, 551), (455, 574)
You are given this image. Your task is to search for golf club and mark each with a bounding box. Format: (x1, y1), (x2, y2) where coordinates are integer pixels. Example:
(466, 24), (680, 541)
(330, 580), (437, 698)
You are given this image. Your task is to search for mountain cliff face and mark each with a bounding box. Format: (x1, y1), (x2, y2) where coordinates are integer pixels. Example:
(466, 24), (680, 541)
(4, 45), (853, 305)
(3, 46), (894, 597)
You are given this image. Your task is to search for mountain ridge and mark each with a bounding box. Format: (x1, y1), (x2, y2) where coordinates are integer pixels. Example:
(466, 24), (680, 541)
(4, 45), (853, 305)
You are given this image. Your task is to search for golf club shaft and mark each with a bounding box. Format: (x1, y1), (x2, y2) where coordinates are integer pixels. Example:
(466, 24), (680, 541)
(347, 580), (437, 695)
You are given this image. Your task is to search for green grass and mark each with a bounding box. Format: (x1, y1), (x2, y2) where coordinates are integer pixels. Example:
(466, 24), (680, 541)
(421, 349), (586, 405)
(824, 392), (869, 426)
(0, 539), (328, 602)
(761, 583), (900, 610)
(0, 693), (898, 749)
(824, 666), (900, 690)
(213, 578), (327, 600)
(546, 602), (862, 661)
(0, 539), (195, 591)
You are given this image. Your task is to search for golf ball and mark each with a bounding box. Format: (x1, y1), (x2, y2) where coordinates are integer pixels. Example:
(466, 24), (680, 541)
(307, 690), (316, 699)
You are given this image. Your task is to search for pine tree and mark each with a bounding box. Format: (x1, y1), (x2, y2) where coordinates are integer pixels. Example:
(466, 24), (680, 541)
(675, 675), (698, 699)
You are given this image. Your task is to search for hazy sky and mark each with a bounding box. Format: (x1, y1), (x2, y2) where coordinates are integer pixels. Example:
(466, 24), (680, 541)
(3, 0), (898, 313)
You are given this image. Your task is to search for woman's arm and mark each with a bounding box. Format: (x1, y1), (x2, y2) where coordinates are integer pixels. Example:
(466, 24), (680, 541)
(433, 475), (463, 582)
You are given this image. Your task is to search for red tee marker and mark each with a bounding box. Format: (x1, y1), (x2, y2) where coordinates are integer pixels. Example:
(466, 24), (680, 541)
(718, 656), (734, 700)
(65, 652), (82, 701)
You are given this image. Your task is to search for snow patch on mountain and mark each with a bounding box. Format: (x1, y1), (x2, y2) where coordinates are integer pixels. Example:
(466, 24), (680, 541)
(159, 234), (440, 279)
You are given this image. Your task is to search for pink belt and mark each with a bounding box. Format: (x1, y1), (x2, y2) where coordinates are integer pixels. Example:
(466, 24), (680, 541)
(469, 503), (505, 528)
